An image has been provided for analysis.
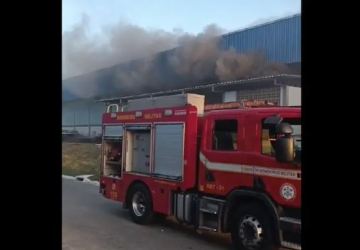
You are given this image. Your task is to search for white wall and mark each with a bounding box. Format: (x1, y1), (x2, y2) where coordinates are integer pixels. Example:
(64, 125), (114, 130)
(287, 86), (301, 106)
(223, 91), (237, 102)
(280, 86), (301, 106)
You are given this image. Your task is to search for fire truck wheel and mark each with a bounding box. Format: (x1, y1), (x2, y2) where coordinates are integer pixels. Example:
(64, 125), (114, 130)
(231, 203), (275, 250)
(128, 184), (154, 224)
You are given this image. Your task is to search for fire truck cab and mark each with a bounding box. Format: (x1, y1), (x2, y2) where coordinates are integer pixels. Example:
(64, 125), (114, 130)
(100, 94), (301, 250)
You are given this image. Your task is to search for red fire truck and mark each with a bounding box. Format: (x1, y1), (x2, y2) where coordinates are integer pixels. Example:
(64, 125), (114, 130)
(99, 94), (301, 250)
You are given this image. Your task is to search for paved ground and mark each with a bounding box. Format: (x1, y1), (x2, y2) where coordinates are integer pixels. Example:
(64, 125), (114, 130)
(62, 178), (232, 250)
(63, 178), (290, 250)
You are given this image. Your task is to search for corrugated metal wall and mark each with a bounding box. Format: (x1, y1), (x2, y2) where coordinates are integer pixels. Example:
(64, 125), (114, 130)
(237, 86), (281, 104)
(220, 14), (301, 63)
(62, 99), (104, 137)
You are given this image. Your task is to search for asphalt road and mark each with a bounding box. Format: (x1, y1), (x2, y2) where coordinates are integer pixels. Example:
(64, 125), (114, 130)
(62, 178), (232, 250)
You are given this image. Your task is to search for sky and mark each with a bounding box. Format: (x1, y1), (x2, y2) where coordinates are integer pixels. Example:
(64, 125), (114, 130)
(62, 0), (301, 80)
(62, 0), (301, 35)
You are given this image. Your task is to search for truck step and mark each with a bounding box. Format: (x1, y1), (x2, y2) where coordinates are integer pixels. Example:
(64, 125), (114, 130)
(198, 226), (217, 232)
(199, 208), (218, 214)
(281, 241), (301, 250)
(280, 217), (301, 225)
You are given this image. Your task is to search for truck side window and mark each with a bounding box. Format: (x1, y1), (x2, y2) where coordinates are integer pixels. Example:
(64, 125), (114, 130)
(261, 118), (301, 157)
(212, 120), (238, 151)
(261, 127), (275, 156)
(261, 118), (277, 156)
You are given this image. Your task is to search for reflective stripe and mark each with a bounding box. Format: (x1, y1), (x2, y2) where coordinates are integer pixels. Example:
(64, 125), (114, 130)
(199, 152), (301, 180)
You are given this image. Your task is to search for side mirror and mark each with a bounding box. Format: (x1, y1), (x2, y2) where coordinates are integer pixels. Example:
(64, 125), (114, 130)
(276, 122), (293, 134)
(275, 137), (295, 163)
(263, 115), (282, 126)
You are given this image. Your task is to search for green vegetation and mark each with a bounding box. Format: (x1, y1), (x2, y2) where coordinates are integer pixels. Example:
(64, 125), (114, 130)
(62, 143), (101, 181)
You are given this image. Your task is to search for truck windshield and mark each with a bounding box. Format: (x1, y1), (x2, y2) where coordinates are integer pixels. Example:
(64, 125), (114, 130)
(291, 123), (301, 152)
(262, 118), (301, 162)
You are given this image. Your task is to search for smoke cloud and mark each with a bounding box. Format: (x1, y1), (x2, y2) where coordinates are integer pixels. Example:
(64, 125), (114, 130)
(63, 15), (290, 99)
(62, 14), (189, 79)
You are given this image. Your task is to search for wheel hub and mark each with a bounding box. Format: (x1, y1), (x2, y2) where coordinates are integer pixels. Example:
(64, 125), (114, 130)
(132, 192), (146, 217)
(239, 215), (264, 249)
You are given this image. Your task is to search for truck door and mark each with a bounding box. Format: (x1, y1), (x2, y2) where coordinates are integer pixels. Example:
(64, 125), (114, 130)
(132, 132), (151, 173)
(199, 116), (252, 195)
(124, 125), (152, 175)
(101, 125), (124, 201)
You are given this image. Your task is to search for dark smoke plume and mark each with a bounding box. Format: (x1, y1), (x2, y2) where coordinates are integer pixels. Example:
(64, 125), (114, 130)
(63, 15), (290, 99)
(62, 14), (187, 79)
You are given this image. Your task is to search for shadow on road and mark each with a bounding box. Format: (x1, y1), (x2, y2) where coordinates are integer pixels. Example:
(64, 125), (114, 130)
(102, 200), (232, 249)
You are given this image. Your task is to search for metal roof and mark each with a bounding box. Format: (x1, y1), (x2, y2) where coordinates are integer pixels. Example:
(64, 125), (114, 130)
(63, 15), (301, 102)
(96, 74), (301, 104)
(220, 14), (301, 63)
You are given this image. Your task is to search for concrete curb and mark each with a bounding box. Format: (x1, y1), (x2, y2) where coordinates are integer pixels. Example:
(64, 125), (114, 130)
(62, 175), (76, 180)
(62, 175), (100, 186)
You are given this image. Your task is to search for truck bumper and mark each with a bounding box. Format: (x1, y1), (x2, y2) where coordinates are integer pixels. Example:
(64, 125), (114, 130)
(99, 182), (106, 195)
(279, 217), (301, 250)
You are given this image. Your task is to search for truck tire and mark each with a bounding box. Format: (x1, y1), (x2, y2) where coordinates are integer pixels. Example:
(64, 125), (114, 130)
(128, 183), (154, 225)
(231, 203), (276, 250)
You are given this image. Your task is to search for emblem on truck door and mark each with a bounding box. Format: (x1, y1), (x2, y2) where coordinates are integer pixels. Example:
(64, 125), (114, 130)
(280, 183), (296, 200)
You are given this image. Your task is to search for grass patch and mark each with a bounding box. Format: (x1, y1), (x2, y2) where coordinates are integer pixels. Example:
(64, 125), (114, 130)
(62, 143), (101, 181)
